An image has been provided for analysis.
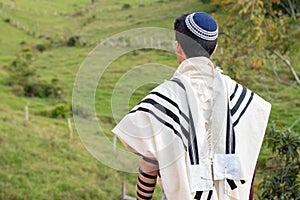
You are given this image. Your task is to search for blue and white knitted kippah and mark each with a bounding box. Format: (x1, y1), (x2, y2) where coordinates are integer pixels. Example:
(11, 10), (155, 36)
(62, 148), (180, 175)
(185, 12), (218, 41)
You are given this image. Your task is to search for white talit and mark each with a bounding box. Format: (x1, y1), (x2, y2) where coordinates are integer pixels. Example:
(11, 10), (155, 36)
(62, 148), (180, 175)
(113, 57), (271, 200)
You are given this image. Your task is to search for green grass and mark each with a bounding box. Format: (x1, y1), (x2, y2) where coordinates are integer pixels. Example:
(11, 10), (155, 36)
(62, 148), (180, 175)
(0, 21), (35, 64)
(0, 108), (136, 199)
(0, 0), (211, 199)
(0, 0), (299, 199)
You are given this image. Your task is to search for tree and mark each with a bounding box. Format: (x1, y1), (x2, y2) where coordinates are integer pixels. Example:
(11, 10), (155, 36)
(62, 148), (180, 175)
(210, 0), (300, 198)
(212, 0), (300, 85)
(259, 123), (300, 199)
(6, 46), (63, 98)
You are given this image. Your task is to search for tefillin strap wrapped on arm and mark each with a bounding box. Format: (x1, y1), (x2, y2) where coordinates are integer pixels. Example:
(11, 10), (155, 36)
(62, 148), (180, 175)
(136, 157), (159, 200)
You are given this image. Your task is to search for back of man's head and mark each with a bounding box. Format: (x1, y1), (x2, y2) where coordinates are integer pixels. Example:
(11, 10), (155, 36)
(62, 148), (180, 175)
(174, 12), (218, 58)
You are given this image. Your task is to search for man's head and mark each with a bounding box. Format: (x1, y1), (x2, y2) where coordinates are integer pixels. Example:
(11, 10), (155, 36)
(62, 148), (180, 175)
(174, 12), (218, 62)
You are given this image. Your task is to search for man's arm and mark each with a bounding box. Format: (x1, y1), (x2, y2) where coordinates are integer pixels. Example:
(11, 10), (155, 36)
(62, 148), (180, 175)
(137, 157), (159, 200)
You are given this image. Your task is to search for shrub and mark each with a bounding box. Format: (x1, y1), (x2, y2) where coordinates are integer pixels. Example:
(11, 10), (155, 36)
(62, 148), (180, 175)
(259, 123), (300, 199)
(20, 40), (27, 45)
(122, 3), (131, 10)
(51, 103), (71, 118)
(35, 44), (46, 52)
(3, 18), (10, 23)
(23, 79), (63, 98)
(66, 35), (80, 47)
(6, 47), (36, 87)
(6, 46), (64, 99)
(200, 0), (211, 3)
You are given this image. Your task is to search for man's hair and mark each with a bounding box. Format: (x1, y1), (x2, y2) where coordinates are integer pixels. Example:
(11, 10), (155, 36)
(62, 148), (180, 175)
(174, 14), (218, 58)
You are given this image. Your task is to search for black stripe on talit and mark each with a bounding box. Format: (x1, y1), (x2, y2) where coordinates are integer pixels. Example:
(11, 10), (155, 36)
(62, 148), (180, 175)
(226, 103), (231, 154)
(138, 176), (156, 188)
(134, 96), (190, 142)
(150, 91), (189, 122)
(226, 102), (236, 154)
(231, 86), (247, 116)
(207, 190), (213, 200)
(187, 102), (199, 165)
(137, 184), (154, 194)
(233, 92), (254, 127)
(171, 78), (200, 165)
(230, 83), (239, 101)
(138, 98), (180, 124)
(227, 179), (238, 190)
(194, 191), (203, 200)
(231, 128), (236, 154)
(170, 78), (185, 90)
(188, 141), (195, 165)
(170, 78), (199, 165)
(130, 107), (187, 150)
(161, 78), (199, 165)
(137, 191), (152, 199)
(191, 118), (200, 165)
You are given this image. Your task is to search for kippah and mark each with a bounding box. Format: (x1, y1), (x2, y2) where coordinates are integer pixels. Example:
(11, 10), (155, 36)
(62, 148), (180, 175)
(185, 12), (218, 41)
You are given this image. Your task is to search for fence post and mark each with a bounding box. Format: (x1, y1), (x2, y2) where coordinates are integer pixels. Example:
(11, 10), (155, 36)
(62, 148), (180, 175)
(121, 182), (136, 200)
(122, 182), (126, 200)
(68, 118), (73, 138)
(150, 37), (153, 48)
(113, 134), (117, 152)
(24, 104), (29, 121)
(135, 36), (140, 46)
(157, 39), (161, 49)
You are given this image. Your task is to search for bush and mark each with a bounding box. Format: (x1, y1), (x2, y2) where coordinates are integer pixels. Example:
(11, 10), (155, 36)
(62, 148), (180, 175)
(200, 0), (211, 3)
(23, 79), (63, 98)
(51, 103), (71, 118)
(3, 18), (10, 23)
(35, 44), (46, 52)
(6, 46), (64, 99)
(259, 123), (300, 199)
(122, 3), (131, 10)
(6, 47), (36, 87)
(270, 1), (300, 17)
(66, 35), (80, 47)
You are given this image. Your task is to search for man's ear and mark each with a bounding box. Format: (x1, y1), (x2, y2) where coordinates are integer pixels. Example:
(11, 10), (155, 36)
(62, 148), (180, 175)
(175, 41), (186, 63)
(211, 44), (218, 56)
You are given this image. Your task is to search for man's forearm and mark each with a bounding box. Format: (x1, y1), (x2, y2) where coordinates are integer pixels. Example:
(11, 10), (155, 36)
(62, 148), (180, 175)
(137, 157), (159, 200)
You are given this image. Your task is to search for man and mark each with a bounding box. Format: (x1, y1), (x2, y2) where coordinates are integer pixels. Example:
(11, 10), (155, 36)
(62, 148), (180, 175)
(113, 12), (271, 200)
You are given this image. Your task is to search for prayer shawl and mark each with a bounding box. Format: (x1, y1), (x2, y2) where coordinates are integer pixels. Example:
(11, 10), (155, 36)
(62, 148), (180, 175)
(113, 57), (271, 200)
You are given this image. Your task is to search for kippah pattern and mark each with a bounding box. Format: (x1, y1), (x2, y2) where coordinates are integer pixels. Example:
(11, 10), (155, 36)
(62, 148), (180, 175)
(185, 12), (218, 41)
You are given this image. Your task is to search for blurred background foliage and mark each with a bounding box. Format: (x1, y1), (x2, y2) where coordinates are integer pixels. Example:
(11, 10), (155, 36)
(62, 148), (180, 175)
(210, 0), (300, 198)
(212, 0), (299, 81)
(0, 0), (299, 199)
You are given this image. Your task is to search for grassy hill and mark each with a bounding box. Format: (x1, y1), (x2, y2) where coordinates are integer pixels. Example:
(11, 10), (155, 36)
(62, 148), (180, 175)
(0, 0), (299, 199)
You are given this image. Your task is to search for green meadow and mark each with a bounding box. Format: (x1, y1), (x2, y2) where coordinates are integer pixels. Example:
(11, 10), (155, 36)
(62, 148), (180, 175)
(0, 0), (299, 199)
